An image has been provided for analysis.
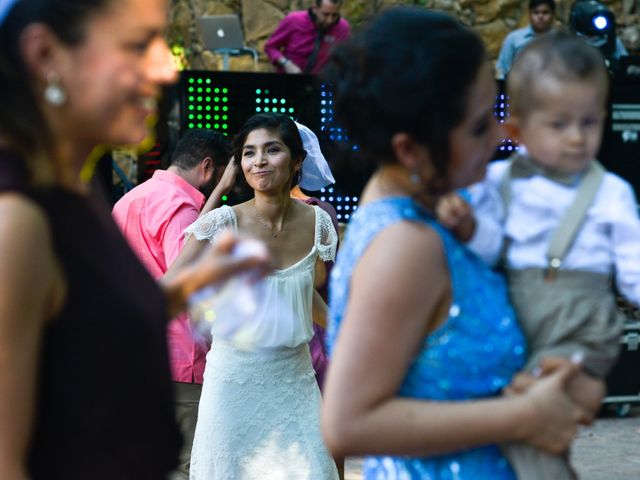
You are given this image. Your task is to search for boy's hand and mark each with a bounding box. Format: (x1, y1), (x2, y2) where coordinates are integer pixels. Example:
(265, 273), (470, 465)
(435, 192), (475, 242)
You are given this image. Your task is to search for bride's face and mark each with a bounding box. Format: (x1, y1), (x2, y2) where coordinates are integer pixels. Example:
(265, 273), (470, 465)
(240, 128), (300, 194)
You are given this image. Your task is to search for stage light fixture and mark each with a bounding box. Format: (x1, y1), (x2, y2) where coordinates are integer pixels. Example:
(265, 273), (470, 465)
(569, 0), (617, 57)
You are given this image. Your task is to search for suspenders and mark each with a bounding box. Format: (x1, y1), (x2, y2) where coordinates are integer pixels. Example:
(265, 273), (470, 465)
(499, 155), (606, 281)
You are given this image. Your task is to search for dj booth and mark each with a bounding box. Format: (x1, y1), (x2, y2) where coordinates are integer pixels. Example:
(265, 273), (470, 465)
(104, 69), (640, 234)
(171, 71), (363, 221)
(169, 71), (640, 206)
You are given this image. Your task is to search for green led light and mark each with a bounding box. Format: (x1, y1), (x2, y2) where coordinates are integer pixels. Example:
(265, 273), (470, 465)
(188, 123), (194, 128)
(214, 106), (220, 111)
(255, 98), (261, 103)
(205, 114), (212, 120)
(222, 124), (228, 129)
(214, 115), (220, 120)
(205, 78), (211, 84)
(188, 96), (194, 101)
(222, 88), (228, 93)
(197, 78), (203, 84)
(214, 87), (220, 93)
(188, 87), (194, 93)
(280, 108), (286, 113)
(222, 97), (228, 102)
(214, 123), (219, 129)
(255, 89), (261, 94)
(222, 115), (228, 120)
(265, 89), (269, 94)
(189, 114), (194, 119)
(203, 97), (209, 102)
(197, 106), (202, 111)
(222, 195), (228, 201)
(288, 108), (294, 113)
(189, 78), (194, 83)
(197, 87), (203, 93)
(206, 87), (211, 93)
(197, 114), (202, 120)
(271, 98), (278, 104)
(197, 123), (203, 128)
(256, 107), (261, 112)
(222, 106), (228, 111)
(205, 105), (211, 111)
(205, 123), (211, 129)
(188, 105), (194, 110)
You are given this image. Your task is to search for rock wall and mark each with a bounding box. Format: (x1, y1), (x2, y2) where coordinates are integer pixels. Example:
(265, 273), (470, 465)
(167, 0), (640, 71)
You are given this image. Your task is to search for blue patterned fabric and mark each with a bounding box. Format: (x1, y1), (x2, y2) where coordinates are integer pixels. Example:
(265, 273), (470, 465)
(328, 196), (527, 480)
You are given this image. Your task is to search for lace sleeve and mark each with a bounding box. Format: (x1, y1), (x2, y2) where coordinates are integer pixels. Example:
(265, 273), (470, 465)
(314, 206), (338, 262)
(184, 205), (237, 244)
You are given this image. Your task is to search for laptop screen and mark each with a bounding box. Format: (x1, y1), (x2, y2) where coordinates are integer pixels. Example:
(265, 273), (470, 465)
(197, 15), (245, 51)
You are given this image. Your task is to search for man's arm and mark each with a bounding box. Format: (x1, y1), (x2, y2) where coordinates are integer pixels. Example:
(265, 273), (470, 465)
(496, 32), (516, 79)
(163, 203), (200, 268)
(265, 16), (292, 66)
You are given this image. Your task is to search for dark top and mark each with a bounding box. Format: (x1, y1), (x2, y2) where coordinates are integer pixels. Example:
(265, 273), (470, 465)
(0, 151), (180, 479)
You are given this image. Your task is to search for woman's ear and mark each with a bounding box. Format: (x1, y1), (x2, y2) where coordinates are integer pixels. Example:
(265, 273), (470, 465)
(503, 117), (522, 145)
(293, 153), (305, 173)
(390, 132), (432, 172)
(20, 23), (65, 82)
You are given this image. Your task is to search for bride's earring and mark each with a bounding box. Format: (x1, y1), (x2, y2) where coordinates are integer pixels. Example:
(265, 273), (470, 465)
(44, 72), (67, 106)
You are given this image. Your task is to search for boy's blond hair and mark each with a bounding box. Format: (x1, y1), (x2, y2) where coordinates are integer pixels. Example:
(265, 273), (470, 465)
(507, 31), (609, 119)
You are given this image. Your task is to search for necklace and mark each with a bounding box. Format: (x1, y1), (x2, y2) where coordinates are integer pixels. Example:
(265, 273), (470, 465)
(251, 200), (290, 238)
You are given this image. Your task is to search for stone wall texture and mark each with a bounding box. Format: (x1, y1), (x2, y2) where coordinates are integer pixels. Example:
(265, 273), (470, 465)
(167, 0), (640, 71)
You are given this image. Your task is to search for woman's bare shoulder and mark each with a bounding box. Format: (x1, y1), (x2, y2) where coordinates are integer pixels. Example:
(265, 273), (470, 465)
(0, 192), (50, 239)
(0, 192), (58, 313)
(350, 219), (449, 326)
(370, 219), (444, 265)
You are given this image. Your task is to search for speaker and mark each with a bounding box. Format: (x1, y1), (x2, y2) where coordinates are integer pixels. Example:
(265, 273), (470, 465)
(599, 76), (640, 200)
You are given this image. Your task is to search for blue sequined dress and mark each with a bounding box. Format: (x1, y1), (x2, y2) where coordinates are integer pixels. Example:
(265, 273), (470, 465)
(328, 197), (527, 480)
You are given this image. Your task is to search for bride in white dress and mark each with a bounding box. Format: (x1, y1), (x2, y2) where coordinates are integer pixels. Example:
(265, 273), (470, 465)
(184, 113), (339, 479)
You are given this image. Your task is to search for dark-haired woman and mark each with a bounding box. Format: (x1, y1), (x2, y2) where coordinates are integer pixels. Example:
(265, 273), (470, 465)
(180, 113), (339, 479)
(321, 7), (590, 479)
(0, 0), (267, 478)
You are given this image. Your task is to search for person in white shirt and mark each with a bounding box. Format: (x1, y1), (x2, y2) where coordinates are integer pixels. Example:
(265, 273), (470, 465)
(438, 31), (640, 480)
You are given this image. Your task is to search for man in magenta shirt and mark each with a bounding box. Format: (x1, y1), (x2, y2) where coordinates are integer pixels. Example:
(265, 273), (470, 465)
(112, 130), (235, 479)
(265, 0), (351, 74)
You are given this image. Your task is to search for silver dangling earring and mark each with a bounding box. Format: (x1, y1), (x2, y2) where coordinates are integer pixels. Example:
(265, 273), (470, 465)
(44, 72), (67, 106)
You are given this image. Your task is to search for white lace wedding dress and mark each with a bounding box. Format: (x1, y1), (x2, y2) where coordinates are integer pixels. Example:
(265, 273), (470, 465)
(186, 205), (339, 480)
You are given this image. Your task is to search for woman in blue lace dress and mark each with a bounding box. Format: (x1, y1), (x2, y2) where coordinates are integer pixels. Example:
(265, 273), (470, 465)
(321, 8), (591, 480)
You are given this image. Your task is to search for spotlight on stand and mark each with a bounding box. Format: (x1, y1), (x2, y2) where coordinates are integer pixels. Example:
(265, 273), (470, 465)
(569, 0), (617, 58)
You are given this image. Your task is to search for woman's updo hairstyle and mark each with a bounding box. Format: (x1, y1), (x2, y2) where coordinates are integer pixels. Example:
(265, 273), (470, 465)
(323, 7), (486, 181)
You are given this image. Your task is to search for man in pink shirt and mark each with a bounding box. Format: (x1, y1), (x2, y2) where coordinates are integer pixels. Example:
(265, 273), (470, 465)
(265, 0), (351, 74)
(112, 130), (236, 480)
